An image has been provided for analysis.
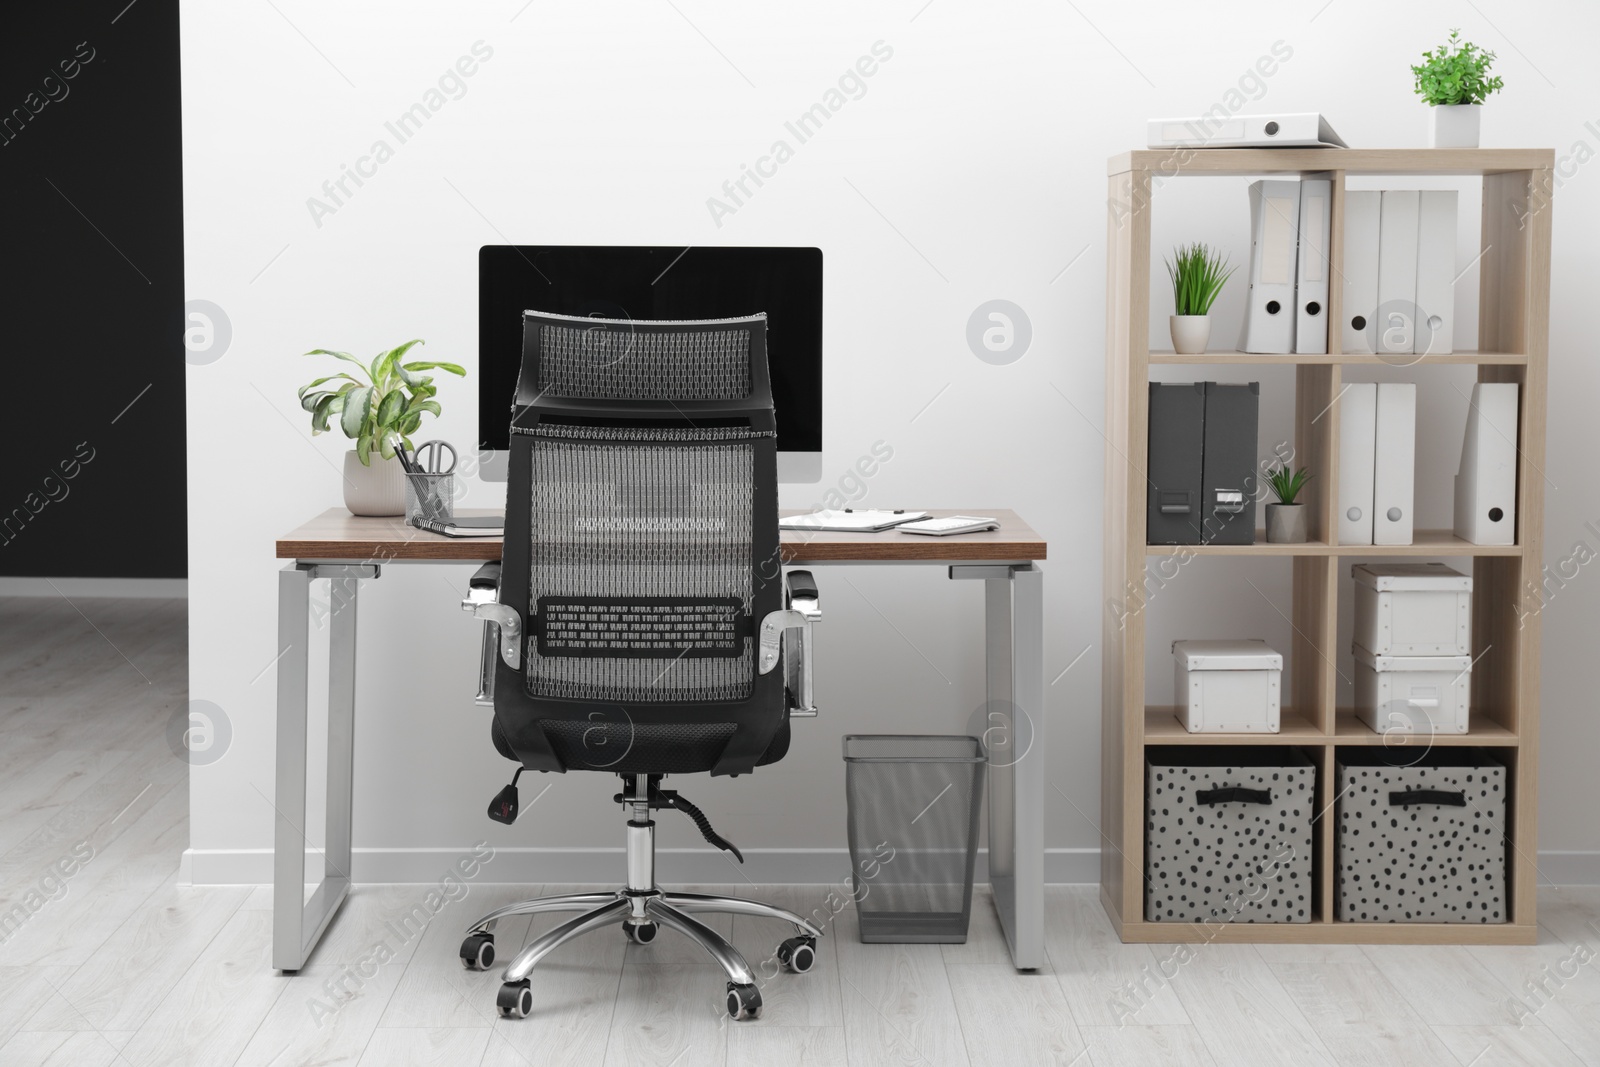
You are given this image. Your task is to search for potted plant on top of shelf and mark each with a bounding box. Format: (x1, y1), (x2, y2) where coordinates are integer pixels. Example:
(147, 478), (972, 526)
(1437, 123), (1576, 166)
(297, 339), (465, 516)
(1412, 29), (1504, 148)
(1265, 463), (1312, 543)
(1165, 243), (1234, 355)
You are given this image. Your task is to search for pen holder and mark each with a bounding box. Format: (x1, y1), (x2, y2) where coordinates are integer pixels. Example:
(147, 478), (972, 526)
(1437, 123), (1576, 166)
(405, 472), (456, 527)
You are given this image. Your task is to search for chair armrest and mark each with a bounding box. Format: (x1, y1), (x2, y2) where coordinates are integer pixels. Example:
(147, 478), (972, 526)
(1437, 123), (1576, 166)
(762, 569), (820, 717)
(785, 569), (820, 619)
(467, 562), (502, 599)
(462, 563), (521, 686)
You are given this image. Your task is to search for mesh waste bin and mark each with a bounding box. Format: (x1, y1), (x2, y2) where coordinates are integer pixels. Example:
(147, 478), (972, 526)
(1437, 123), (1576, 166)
(843, 735), (986, 943)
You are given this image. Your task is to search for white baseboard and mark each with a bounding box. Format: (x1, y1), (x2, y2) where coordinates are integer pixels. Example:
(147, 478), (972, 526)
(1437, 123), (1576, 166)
(182, 847), (1102, 886)
(0, 577), (187, 598)
(181, 846), (1600, 888)
(1535, 851), (1600, 887)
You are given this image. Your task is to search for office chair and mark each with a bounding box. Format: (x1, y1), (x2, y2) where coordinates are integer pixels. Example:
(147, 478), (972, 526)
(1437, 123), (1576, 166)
(461, 310), (823, 1021)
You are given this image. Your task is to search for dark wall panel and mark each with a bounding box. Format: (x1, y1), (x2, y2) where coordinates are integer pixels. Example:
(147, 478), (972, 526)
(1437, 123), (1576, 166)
(0, 0), (184, 578)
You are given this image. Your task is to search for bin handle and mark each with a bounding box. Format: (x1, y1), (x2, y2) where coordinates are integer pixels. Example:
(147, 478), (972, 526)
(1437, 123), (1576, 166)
(1195, 786), (1272, 806)
(1389, 789), (1465, 807)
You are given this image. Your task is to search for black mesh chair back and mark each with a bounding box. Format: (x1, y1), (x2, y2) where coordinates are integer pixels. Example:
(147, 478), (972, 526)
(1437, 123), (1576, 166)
(492, 311), (785, 778)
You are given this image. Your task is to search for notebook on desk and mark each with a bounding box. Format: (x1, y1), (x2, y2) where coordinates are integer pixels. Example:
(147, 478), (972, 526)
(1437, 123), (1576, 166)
(415, 515), (504, 538)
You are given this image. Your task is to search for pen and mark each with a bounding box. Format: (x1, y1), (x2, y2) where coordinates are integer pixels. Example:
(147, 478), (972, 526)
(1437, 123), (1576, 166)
(395, 440), (418, 474)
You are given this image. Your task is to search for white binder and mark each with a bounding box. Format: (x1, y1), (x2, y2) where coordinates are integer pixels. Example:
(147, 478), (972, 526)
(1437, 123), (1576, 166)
(1294, 179), (1332, 354)
(1341, 191), (1381, 355)
(1376, 191), (1420, 356)
(1147, 112), (1347, 149)
(1453, 382), (1519, 545)
(1373, 382), (1416, 545)
(1337, 382), (1378, 545)
(1414, 190), (1458, 355)
(1239, 180), (1301, 354)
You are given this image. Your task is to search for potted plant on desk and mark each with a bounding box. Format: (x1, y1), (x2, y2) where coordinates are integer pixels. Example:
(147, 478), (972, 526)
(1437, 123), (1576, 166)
(1265, 463), (1312, 544)
(1412, 29), (1503, 148)
(1166, 243), (1233, 355)
(297, 340), (465, 516)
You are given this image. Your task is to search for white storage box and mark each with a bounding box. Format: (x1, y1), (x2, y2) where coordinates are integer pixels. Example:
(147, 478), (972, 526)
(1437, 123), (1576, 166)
(1352, 563), (1472, 655)
(1354, 645), (1471, 734)
(1172, 639), (1282, 733)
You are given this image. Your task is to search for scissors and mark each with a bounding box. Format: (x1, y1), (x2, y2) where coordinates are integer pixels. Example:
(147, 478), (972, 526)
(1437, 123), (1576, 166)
(412, 439), (458, 475)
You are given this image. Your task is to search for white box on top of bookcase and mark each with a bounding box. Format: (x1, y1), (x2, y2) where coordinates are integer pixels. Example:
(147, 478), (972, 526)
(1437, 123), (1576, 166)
(1352, 563), (1472, 656)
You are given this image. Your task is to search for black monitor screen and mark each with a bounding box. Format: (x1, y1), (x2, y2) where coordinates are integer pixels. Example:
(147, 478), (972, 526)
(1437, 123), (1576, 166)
(478, 246), (822, 452)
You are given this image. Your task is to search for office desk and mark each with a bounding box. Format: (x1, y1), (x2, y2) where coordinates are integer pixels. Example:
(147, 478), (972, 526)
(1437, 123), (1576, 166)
(274, 509), (1046, 971)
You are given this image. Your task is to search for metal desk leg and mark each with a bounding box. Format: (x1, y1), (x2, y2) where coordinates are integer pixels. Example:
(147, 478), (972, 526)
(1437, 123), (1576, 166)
(995, 563), (1044, 969)
(953, 563), (1045, 970)
(273, 562), (375, 972)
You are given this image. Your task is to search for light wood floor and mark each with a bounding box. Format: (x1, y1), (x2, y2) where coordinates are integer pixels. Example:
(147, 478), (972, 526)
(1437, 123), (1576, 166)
(3, 597), (1600, 1066)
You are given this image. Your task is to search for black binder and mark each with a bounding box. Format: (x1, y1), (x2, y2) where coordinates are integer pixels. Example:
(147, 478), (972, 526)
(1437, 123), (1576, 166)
(1146, 383), (1205, 544)
(1146, 381), (1260, 545)
(1200, 382), (1261, 545)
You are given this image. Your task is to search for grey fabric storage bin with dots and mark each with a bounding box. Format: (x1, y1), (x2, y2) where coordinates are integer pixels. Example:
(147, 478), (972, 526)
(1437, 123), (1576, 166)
(1145, 747), (1315, 924)
(1336, 748), (1506, 923)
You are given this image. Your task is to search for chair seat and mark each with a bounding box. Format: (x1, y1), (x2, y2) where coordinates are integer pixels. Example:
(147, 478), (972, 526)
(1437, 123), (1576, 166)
(491, 715), (789, 775)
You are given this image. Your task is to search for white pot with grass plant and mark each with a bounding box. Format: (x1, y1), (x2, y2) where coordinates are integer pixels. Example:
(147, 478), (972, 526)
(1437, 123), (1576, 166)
(297, 339), (466, 517)
(1412, 29), (1503, 148)
(1265, 464), (1312, 544)
(1166, 243), (1234, 355)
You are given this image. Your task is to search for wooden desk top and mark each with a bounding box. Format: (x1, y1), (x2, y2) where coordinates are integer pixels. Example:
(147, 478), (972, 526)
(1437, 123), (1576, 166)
(277, 509), (1046, 564)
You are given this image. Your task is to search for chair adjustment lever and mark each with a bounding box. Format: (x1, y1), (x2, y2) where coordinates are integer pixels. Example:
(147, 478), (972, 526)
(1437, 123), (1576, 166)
(613, 778), (744, 863)
(662, 791), (744, 863)
(488, 768), (522, 825)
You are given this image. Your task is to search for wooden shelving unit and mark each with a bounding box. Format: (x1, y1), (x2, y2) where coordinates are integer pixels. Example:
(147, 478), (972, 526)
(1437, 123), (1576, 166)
(1143, 529), (1523, 558)
(1100, 148), (1553, 945)
(1148, 349), (1529, 366)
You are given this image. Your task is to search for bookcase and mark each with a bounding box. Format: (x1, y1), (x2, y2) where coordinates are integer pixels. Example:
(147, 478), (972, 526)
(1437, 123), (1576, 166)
(1100, 148), (1553, 944)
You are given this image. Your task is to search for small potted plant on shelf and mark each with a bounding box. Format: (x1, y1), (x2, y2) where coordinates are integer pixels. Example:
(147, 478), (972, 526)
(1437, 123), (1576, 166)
(1265, 463), (1312, 544)
(297, 340), (465, 516)
(1165, 243), (1234, 355)
(1412, 29), (1503, 148)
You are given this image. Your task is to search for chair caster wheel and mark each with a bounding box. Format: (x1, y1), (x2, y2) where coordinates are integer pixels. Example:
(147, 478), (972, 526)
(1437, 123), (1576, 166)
(777, 935), (817, 974)
(497, 980), (533, 1019)
(459, 933), (495, 971)
(726, 982), (762, 1020)
(623, 920), (658, 945)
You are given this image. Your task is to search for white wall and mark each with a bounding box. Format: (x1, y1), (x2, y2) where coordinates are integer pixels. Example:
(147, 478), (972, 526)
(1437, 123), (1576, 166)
(182, 0), (1600, 885)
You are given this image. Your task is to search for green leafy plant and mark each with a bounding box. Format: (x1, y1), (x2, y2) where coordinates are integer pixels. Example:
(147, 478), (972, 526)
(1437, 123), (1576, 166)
(1266, 464), (1312, 506)
(298, 340), (465, 465)
(1166, 243), (1235, 317)
(1412, 30), (1503, 106)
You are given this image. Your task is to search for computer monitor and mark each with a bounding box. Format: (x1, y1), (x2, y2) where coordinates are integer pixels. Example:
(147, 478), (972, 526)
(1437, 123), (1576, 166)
(478, 245), (823, 482)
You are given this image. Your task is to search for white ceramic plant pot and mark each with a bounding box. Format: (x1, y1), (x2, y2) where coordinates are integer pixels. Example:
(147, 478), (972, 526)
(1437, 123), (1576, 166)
(1266, 503), (1308, 544)
(342, 450), (406, 517)
(1170, 315), (1211, 355)
(1428, 104), (1481, 149)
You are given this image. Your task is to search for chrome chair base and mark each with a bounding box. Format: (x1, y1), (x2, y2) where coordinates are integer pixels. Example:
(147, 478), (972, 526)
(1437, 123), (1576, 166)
(460, 788), (823, 1021)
